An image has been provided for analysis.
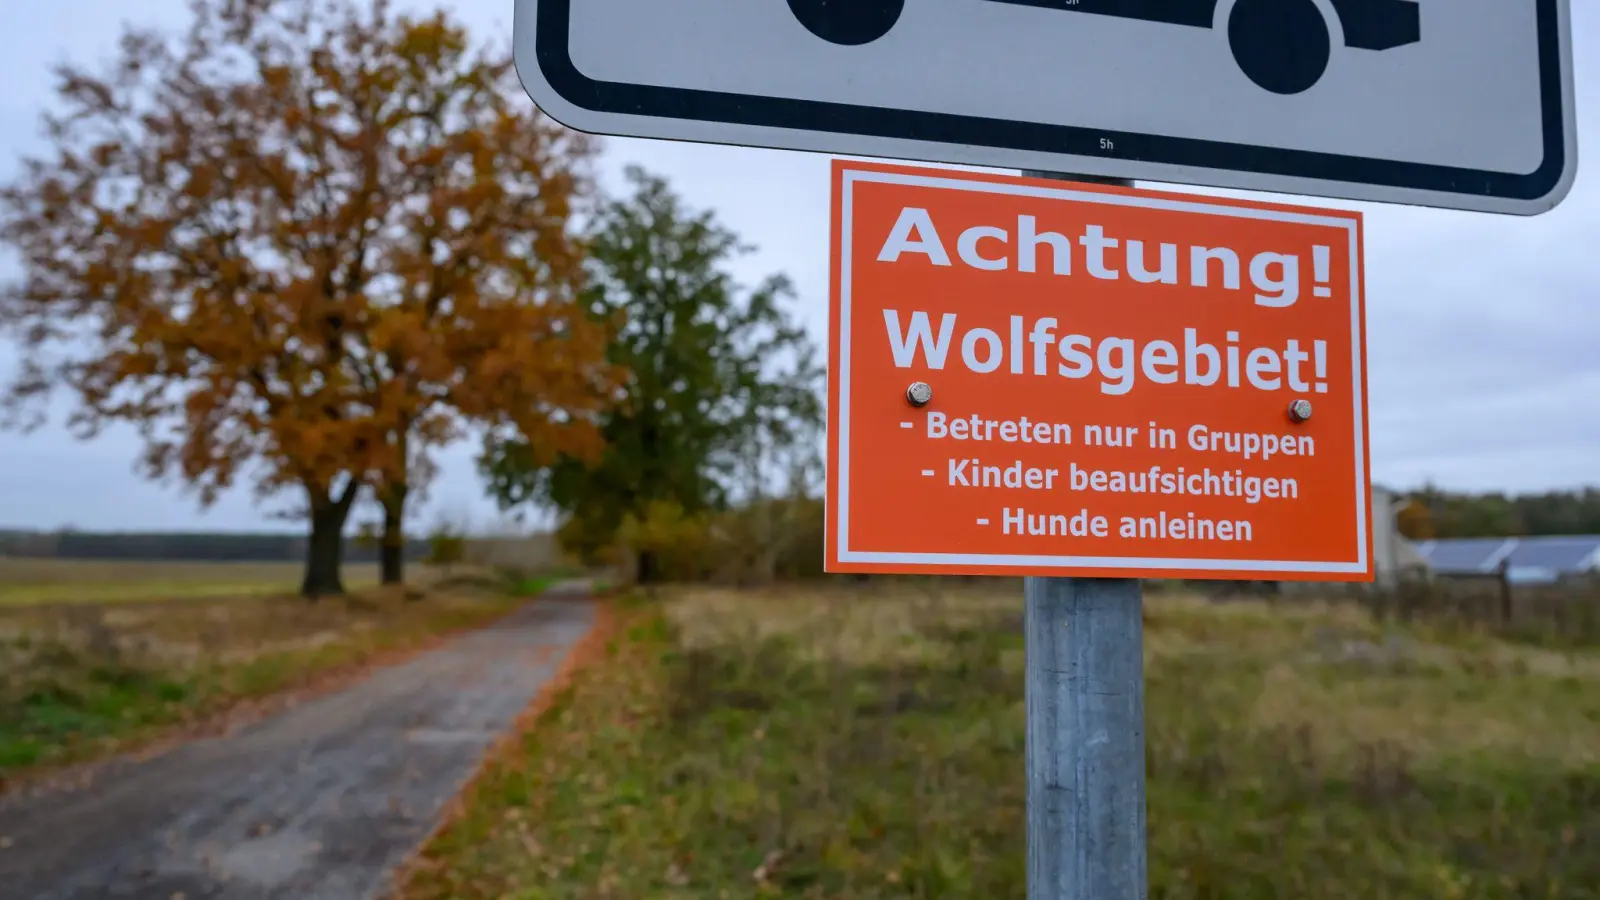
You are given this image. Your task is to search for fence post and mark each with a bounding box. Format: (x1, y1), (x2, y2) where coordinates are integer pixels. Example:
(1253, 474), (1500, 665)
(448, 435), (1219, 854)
(1498, 558), (1514, 625)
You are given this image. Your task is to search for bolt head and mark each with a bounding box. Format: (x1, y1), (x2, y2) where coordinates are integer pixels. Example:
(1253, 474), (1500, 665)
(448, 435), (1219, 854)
(906, 381), (933, 407)
(1287, 399), (1313, 422)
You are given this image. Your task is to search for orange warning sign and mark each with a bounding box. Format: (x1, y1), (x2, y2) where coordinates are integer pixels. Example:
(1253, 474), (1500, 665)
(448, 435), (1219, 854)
(825, 161), (1372, 581)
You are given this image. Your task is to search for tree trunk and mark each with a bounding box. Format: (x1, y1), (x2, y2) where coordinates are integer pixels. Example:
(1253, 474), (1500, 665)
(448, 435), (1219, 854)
(380, 481), (407, 586)
(380, 426), (411, 586)
(301, 480), (360, 599)
(637, 548), (659, 585)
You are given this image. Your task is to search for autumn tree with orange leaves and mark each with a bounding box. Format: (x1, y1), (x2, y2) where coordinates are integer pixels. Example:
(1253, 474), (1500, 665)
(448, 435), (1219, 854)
(0, 0), (615, 596)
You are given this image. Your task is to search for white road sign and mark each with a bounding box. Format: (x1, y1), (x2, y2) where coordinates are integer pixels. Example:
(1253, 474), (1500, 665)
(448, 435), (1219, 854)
(513, 0), (1576, 215)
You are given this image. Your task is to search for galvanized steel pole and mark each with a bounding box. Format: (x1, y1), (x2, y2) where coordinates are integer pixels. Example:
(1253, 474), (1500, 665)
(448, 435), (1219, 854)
(1021, 170), (1147, 900)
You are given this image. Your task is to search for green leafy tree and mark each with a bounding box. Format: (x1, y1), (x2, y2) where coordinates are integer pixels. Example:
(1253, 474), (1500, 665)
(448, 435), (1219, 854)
(481, 166), (823, 582)
(1399, 484), (1600, 539)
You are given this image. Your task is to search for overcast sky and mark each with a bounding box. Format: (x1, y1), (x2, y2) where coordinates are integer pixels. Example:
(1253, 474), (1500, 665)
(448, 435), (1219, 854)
(0, 1), (1596, 533)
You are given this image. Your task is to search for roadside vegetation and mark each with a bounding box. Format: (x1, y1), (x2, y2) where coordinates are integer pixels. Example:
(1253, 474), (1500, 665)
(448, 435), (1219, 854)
(0, 563), (544, 779)
(400, 581), (1600, 899)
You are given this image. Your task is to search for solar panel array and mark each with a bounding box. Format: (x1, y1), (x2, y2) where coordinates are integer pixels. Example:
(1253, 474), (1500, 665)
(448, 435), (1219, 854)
(1415, 535), (1600, 581)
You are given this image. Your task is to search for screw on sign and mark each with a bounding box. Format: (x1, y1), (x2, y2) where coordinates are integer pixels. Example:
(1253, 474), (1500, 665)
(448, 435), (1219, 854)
(905, 381), (933, 407)
(786, 0), (1419, 94)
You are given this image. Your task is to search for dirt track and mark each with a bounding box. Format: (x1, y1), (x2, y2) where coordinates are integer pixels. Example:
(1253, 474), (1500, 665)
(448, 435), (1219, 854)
(0, 587), (596, 900)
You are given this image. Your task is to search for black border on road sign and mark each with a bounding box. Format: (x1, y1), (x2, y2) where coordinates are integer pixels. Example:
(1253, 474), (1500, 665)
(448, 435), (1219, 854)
(531, 0), (1567, 204)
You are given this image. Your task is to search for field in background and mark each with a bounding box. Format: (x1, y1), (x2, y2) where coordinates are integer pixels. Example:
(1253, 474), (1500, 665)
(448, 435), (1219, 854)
(0, 531), (569, 607)
(0, 559), (381, 606)
(402, 582), (1600, 900)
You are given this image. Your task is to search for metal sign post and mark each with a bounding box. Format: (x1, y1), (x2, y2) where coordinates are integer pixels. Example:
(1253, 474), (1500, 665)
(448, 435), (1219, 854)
(1021, 172), (1146, 900)
(1025, 575), (1147, 899)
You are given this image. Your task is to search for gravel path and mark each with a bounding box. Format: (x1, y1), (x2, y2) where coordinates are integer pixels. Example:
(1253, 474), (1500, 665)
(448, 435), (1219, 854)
(0, 586), (596, 900)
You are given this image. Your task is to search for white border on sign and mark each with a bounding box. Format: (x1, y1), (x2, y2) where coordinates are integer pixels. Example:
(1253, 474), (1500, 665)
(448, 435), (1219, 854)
(835, 168), (1368, 574)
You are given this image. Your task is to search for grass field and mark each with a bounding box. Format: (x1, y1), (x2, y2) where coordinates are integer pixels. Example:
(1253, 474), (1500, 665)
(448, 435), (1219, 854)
(0, 562), (538, 777)
(0, 558), (381, 606)
(400, 582), (1600, 899)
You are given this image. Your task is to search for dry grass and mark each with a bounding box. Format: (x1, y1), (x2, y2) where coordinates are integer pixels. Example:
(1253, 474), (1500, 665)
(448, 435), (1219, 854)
(402, 580), (1600, 900)
(0, 558), (383, 606)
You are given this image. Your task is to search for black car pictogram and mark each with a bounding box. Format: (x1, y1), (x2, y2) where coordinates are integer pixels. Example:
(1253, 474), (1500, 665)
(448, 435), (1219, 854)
(785, 0), (1420, 95)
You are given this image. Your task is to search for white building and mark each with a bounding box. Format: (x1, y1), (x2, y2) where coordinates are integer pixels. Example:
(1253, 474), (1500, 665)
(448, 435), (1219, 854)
(1372, 485), (1430, 587)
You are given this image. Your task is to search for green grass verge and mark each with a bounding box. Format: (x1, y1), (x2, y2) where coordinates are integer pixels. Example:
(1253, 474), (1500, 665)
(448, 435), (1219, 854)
(513, 575), (562, 597)
(400, 586), (1600, 900)
(509, 567), (603, 598)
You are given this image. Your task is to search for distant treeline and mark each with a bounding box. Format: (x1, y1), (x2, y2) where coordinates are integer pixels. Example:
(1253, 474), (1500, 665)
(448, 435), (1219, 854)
(0, 530), (429, 563)
(1399, 487), (1600, 540)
